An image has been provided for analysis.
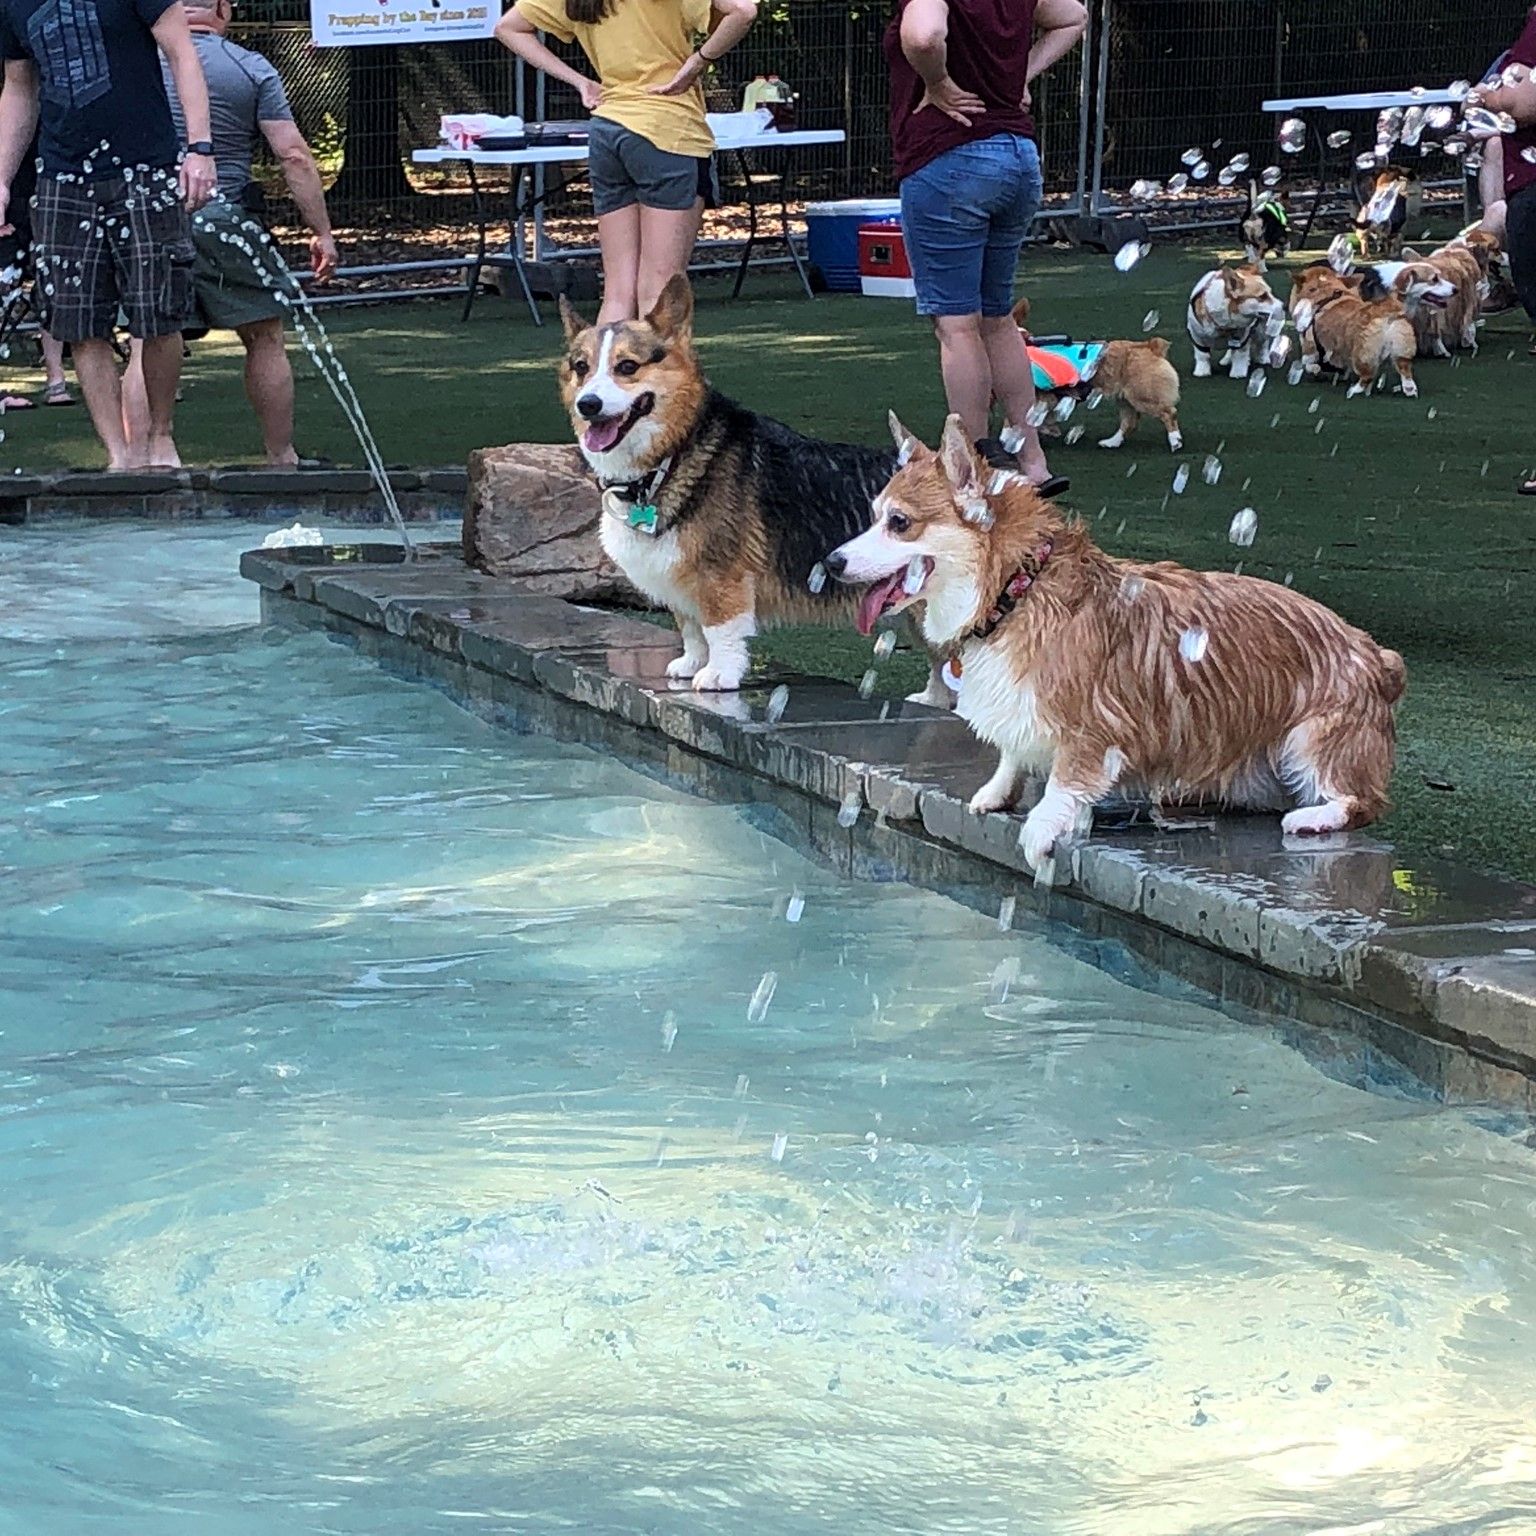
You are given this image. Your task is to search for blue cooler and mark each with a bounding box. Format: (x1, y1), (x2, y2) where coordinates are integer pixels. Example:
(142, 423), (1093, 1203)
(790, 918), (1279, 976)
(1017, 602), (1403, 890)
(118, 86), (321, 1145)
(805, 199), (903, 292)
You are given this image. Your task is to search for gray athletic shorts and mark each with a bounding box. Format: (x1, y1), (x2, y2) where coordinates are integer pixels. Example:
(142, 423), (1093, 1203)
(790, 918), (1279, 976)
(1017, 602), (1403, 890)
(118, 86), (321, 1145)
(587, 115), (719, 215)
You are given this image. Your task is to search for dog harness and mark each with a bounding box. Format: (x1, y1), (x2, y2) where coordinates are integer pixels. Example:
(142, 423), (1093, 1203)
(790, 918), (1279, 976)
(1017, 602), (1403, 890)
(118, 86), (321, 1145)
(598, 457), (675, 535)
(970, 540), (1054, 641)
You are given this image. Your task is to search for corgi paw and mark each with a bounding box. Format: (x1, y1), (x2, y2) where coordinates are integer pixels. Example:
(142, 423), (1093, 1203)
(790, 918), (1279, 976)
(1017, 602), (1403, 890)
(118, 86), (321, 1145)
(1191, 356), (1212, 379)
(1346, 381), (1368, 399)
(968, 785), (1017, 816)
(1019, 804), (1076, 872)
(1097, 432), (1125, 450)
(666, 654), (704, 679)
(906, 682), (954, 709)
(692, 664), (745, 692)
(1166, 430), (1183, 452)
(1230, 355), (1251, 380)
(1400, 378), (1419, 398)
(1282, 801), (1350, 836)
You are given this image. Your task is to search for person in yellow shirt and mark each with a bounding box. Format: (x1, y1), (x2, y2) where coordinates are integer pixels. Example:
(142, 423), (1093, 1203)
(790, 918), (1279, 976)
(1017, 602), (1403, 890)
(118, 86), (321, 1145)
(498, 0), (758, 323)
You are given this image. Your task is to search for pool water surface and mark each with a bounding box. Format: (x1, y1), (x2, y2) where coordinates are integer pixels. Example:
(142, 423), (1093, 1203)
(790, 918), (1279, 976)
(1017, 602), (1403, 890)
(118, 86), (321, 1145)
(3, 525), (1536, 1536)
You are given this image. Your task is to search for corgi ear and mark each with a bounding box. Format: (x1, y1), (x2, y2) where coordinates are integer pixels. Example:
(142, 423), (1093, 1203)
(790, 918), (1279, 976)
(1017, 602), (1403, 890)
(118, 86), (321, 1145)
(558, 295), (588, 343)
(645, 274), (695, 339)
(938, 415), (983, 501)
(887, 410), (924, 465)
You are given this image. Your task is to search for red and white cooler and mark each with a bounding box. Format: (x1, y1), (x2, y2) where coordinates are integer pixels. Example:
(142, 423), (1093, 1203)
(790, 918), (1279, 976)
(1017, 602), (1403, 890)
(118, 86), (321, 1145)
(858, 222), (915, 298)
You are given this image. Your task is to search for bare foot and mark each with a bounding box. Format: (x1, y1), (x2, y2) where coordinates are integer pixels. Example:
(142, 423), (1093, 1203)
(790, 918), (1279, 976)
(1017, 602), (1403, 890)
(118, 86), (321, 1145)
(147, 436), (182, 470)
(266, 450), (300, 468)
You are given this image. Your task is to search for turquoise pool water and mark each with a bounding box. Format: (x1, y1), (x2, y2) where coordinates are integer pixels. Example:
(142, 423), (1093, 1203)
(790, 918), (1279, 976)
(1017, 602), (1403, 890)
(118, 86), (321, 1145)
(4, 525), (1536, 1536)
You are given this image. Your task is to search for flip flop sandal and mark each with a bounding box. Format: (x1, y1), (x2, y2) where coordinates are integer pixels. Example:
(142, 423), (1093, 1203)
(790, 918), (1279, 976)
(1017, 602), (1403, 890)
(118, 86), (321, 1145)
(1032, 474), (1071, 498)
(43, 382), (75, 406)
(1, 393), (36, 411)
(1520, 479), (1536, 496)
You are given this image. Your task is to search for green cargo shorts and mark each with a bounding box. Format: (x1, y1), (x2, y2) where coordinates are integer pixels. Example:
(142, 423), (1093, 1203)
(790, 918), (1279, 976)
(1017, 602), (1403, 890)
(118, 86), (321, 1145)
(189, 197), (301, 331)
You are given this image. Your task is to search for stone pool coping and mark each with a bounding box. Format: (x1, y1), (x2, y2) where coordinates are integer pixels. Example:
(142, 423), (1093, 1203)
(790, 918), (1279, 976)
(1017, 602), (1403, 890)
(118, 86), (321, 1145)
(241, 540), (1536, 1112)
(0, 465), (468, 524)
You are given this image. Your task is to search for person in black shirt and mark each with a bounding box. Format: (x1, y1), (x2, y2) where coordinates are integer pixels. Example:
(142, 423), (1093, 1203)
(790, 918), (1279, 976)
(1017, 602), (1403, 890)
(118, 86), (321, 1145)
(0, 0), (217, 468)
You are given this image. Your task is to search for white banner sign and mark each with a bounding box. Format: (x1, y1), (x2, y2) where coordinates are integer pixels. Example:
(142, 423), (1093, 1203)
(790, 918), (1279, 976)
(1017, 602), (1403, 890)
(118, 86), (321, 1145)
(310, 0), (497, 47)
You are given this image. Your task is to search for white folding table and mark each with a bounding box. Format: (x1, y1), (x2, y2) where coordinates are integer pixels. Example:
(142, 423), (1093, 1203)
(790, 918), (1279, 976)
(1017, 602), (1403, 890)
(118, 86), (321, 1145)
(414, 128), (847, 323)
(1260, 89), (1465, 246)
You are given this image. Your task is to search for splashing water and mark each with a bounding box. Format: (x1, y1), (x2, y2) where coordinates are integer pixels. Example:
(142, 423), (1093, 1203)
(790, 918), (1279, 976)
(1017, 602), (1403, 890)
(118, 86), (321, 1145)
(1226, 152), (1250, 174)
(1260, 165), (1282, 187)
(765, 684), (790, 723)
(1326, 129), (1353, 149)
(1355, 150), (1382, 171)
(1179, 626), (1210, 663)
(1142, 309), (1161, 332)
(1327, 233), (1356, 273)
(1192, 159), (1212, 181)
(873, 629), (897, 661)
(1245, 370), (1267, 399)
(1114, 242), (1151, 273)
(746, 972), (778, 1023)
(1229, 507), (1258, 547)
(202, 210), (416, 559)
(1167, 172), (1190, 195)
(1172, 464), (1189, 495)
(1464, 105), (1517, 138)
(1279, 117), (1308, 153)
(807, 562), (828, 594)
(1130, 178), (1161, 201)
(1362, 179), (1405, 225)
(1180, 146), (1204, 167)
(1201, 455), (1222, 486)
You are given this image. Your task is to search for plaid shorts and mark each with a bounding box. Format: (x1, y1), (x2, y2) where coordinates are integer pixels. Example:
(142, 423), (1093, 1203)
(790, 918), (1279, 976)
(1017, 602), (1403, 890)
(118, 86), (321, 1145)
(31, 166), (196, 343)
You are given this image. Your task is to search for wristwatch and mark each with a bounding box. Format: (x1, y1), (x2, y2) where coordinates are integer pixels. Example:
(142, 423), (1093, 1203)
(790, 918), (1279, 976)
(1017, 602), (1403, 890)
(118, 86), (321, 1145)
(186, 140), (215, 156)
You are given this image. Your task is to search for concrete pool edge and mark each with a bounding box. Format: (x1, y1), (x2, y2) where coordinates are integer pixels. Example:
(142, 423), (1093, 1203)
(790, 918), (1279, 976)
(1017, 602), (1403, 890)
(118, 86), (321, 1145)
(242, 541), (1536, 1112)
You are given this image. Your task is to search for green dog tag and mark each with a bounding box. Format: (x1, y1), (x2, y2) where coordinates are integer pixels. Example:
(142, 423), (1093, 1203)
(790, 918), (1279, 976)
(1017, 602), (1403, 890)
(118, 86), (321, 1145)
(628, 503), (659, 534)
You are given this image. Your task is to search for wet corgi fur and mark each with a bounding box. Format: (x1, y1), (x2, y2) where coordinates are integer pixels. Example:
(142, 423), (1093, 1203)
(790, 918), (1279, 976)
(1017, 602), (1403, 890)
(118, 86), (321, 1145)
(823, 414), (1404, 875)
(1392, 229), (1501, 356)
(1288, 263), (1452, 398)
(1185, 264), (1285, 381)
(1011, 297), (1182, 453)
(558, 275), (948, 698)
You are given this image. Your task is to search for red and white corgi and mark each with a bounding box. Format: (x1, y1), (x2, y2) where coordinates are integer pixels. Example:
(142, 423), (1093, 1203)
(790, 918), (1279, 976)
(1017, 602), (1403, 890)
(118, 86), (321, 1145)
(823, 414), (1405, 875)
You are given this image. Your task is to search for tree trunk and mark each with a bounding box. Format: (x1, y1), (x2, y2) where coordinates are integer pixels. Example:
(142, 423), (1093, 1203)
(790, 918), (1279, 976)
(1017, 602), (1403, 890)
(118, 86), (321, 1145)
(330, 45), (414, 206)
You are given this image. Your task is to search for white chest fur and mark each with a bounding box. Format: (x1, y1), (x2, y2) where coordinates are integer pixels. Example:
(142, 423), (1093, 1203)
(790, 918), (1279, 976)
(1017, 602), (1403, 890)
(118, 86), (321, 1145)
(599, 513), (694, 618)
(956, 640), (1056, 774)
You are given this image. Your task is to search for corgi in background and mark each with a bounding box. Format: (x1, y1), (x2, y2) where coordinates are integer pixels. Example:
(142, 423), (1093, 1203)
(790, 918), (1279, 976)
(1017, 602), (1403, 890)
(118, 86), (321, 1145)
(1185, 264), (1286, 380)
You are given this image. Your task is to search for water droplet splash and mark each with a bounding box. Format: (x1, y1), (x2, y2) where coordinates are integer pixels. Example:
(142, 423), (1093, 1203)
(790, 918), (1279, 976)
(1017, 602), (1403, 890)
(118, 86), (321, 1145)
(1181, 146), (1204, 167)
(1464, 105), (1517, 138)
(785, 890), (805, 924)
(873, 629), (897, 661)
(837, 790), (862, 829)
(1130, 178), (1161, 201)
(1326, 129), (1353, 149)
(1142, 308), (1160, 332)
(1172, 464), (1189, 494)
(1260, 165), (1282, 188)
(1245, 370), (1267, 399)
(1114, 241), (1151, 272)
(807, 561), (828, 594)
(747, 972), (778, 1023)
(1279, 117), (1308, 154)
(769, 1132), (788, 1164)
(1229, 507), (1258, 546)
(765, 684), (790, 723)
(1167, 172), (1190, 195)
(1179, 626), (1210, 663)
(1202, 455), (1222, 486)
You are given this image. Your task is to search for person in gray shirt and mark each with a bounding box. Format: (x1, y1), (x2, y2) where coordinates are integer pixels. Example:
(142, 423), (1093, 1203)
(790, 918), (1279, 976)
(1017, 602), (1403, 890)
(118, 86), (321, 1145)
(125, 0), (338, 465)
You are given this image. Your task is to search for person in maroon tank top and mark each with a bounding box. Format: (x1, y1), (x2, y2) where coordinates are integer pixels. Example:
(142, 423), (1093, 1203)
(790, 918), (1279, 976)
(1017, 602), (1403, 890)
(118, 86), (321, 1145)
(1469, 6), (1536, 494)
(885, 0), (1086, 494)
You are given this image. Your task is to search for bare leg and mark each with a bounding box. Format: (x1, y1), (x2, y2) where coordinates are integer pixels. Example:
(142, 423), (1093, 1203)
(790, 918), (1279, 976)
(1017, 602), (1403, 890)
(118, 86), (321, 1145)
(137, 332), (183, 467)
(637, 201), (704, 320)
(71, 337), (136, 470)
(979, 312), (1052, 484)
(932, 313), (993, 442)
(121, 339), (150, 457)
(40, 330), (68, 393)
(1479, 141), (1506, 240)
(596, 205), (642, 325)
(236, 318), (297, 465)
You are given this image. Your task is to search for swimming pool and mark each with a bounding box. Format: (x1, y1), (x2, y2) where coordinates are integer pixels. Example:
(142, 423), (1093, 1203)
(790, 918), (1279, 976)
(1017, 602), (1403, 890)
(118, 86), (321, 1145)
(4, 524), (1536, 1535)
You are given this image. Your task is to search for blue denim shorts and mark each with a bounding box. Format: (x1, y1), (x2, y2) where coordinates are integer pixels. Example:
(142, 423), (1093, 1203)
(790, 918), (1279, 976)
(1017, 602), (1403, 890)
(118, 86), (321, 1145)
(899, 134), (1044, 317)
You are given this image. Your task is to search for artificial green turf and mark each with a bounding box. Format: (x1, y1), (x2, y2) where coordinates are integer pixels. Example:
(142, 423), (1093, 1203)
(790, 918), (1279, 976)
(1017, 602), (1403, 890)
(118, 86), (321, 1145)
(5, 237), (1533, 882)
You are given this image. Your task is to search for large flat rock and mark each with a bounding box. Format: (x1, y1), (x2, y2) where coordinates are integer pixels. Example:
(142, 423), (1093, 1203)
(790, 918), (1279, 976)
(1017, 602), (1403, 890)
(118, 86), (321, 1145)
(463, 443), (638, 603)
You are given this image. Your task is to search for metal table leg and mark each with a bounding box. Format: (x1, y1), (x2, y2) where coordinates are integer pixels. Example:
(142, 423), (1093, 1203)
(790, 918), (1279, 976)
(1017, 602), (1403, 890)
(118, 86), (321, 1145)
(731, 147), (759, 301)
(777, 150), (813, 299)
(505, 163), (542, 326)
(462, 159), (489, 322)
(1296, 121), (1329, 250)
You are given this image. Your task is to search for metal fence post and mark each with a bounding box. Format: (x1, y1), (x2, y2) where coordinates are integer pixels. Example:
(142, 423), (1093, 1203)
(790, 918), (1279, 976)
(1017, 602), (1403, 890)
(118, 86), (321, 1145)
(1072, 0), (1092, 218)
(1089, 0), (1112, 217)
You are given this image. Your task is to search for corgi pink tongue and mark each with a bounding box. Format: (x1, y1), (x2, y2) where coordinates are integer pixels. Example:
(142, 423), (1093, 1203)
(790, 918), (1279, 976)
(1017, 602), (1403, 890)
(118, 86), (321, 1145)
(584, 417), (625, 454)
(856, 571), (907, 636)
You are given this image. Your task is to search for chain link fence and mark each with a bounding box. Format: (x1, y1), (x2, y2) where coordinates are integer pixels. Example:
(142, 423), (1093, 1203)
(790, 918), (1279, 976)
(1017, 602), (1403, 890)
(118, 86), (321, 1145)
(231, 0), (1523, 294)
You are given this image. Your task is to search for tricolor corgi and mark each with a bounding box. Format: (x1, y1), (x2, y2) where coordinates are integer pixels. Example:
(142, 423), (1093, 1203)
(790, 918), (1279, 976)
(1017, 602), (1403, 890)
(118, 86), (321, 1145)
(1185, 264), (1286, 380)
(822, 414), (1404, 875)
(558, 275), (947, 699)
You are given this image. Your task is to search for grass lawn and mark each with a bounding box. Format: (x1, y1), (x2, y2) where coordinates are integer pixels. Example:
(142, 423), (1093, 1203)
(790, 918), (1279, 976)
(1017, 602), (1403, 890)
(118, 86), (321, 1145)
(6, 236), (1534, 884)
